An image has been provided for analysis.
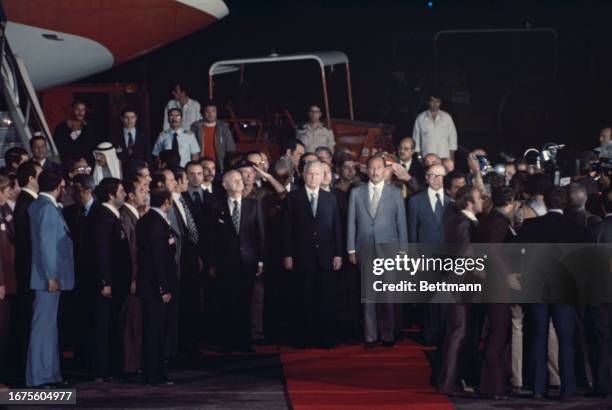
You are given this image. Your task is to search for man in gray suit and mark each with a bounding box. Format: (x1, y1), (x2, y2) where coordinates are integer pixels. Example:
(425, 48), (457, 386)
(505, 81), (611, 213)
(407, 163), (449, 345)
(347, 154), (408, 348)
(26, 170), (74, 388)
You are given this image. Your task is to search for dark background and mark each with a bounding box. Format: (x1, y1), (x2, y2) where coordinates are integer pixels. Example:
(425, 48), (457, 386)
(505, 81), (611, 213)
(83, 0), (612, 159)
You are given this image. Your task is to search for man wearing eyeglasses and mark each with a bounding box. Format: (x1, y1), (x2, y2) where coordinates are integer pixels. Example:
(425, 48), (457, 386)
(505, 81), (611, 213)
(407, 164), (450, 345)
(296, 105), (335, 153)
(412, 93), (457, 160)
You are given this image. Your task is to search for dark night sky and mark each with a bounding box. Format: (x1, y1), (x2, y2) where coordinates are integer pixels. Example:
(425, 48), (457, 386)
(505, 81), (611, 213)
(84, 0), (612, 159)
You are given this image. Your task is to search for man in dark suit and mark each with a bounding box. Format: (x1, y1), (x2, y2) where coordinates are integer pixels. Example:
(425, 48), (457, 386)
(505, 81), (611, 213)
(210, 170), (265, 352)
(588, 190), (612, 398)
(436, 186), (483, 396)
(397, 137), (425, 189)
(283, 161), (343, 348)
(113, 108), (152, 166)
(0, 174), (16, 388)
(119, 175), (146, 374)
(26, 170), (74, 388)
(61, 174), (99, 372)
(136, 187), (177, 386)
(408, 163), (450, 345)
(516, 187), (585, 400)
(184, 159), (223, 345)
(53, 101), (98, 165)
(92, 178), (131, 382)
(10, 161), (41, 381)
(30, 134), (61, 173)
(475, 186), (516, 400)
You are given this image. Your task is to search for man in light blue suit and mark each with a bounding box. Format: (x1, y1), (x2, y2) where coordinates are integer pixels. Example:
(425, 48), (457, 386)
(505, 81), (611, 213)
(26, 170), (74, 388)
(347, 155), (408, 348)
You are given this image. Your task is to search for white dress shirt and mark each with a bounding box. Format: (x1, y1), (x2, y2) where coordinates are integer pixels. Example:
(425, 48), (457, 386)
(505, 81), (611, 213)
(163, 98), (203, 131)
(152, 127), (200, 167)
(22, 188), (38, 199)
(102, 202), (121, 219)
(151, 207), (170, 224)
(401, 158), (412, 171)
(461, 209), (478, 223)
(305, 186), (320, 217)
(172, 192), (188, 224)
(123, 202), (139, 220)
(201, 183), (213, 194)
(368, 180), (385, 202)
(427, 187), (445, 213)
(39, 192), (58, 208)
(412, 109), (458, 158)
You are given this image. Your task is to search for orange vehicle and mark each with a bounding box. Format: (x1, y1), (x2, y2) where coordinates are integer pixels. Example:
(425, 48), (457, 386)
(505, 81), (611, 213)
(208, 51), (395, 162)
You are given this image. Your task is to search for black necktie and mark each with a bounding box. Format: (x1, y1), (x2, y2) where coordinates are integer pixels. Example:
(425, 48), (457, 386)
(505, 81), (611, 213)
(172, 132), (179, 154)
(193, 191), (203, 208)
(434, 193), (443, 224)
(127, 131), (134, 154)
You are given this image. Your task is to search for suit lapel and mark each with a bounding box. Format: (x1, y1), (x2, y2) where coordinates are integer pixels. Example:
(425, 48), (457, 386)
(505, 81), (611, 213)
(361, 186), (373, 219)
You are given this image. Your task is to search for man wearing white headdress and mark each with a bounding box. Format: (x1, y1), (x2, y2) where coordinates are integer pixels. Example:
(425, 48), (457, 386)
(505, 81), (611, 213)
(93, 142), (122, 186)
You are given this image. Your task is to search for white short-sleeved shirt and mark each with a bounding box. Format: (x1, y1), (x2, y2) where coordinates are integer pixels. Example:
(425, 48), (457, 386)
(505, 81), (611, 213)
(152, 128), (200, 167)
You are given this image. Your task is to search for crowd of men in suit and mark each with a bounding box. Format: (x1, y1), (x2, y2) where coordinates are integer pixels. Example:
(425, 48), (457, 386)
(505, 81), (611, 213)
(2, 89), (612, 403)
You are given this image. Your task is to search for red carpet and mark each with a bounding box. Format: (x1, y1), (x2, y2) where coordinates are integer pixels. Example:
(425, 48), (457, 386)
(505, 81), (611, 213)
(279, 340), (456, 410)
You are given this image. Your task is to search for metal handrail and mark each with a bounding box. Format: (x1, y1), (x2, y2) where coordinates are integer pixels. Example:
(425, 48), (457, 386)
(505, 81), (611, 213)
(0, 33), (58, 158)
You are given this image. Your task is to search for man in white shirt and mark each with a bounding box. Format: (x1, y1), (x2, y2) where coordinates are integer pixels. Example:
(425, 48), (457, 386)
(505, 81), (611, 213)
(153, 108), (200, 167)
(413, 94), (458, 159)
(162, 84), (202, 131)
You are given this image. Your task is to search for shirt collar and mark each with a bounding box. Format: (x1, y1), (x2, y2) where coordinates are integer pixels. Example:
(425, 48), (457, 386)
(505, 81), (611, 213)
(461, 209), (478, 222)
(151, 207), (169, 224)
(548, 208), (564, 215)
(83, 197), (94, 213)
(7, 199), (15, 211)
(428, 186), (444, 196)
(102, 202), (120, 219)
(123, 202), (139, 219)
(368, 180), (385, 191)
(22, 187), (38, 199)
(40, 192), (58, 208)
(124, 127), (136, 135)
(201, 183), (213, 193)
(305, 186), (320, 197)
(228, 195), (242, 208)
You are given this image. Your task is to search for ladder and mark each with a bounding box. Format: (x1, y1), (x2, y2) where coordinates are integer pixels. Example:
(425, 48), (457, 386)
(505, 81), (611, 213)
(0, 33), (58, 160)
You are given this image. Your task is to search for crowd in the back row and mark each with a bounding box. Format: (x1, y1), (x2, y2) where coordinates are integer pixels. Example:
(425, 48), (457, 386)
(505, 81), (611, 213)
(2, 86), (612, 402)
